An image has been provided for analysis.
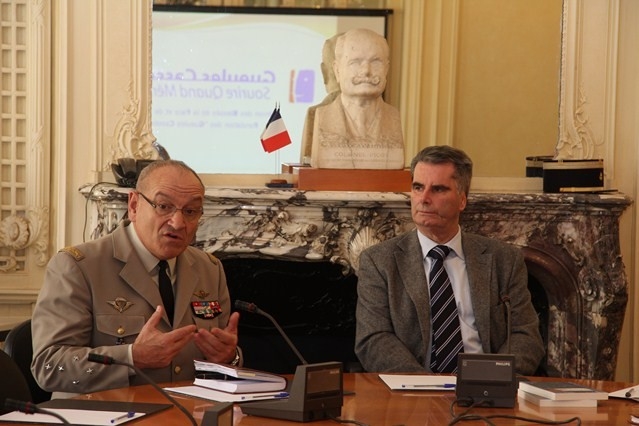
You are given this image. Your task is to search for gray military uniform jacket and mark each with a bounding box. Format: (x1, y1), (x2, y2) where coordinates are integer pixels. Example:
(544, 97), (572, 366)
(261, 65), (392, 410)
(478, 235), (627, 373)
(31, 221), (231, 396)
(355, 230), (544, 375)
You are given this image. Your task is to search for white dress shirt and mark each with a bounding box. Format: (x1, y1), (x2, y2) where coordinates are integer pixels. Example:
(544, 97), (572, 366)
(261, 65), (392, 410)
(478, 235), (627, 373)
(417, 228), (483, 357)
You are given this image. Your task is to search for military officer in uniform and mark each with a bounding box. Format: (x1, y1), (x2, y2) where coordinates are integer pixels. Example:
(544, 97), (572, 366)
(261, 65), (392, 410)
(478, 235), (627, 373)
(31, 160), (240, 397)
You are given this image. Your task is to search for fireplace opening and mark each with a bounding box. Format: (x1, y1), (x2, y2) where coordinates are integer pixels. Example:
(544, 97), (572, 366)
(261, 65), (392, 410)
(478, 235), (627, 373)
(528, 274), (549, 376)
(221, 257), (360, 374)
(222, 256), (558, 377)
(523, 246), (582, 378)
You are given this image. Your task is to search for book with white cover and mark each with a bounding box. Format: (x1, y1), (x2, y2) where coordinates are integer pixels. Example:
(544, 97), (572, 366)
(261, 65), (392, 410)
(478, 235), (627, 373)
(193, 377), (287, 394)
(193, 359), (285, 383)
(518, 381), (608, 401)
(165, 385), (289, 403)
(517, 398), (608, 422)
(517, 389), (598, 407)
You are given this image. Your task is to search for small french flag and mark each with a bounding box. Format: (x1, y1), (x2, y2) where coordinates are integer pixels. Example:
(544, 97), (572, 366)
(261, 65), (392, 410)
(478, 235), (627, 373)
(260, 104), (292, 153)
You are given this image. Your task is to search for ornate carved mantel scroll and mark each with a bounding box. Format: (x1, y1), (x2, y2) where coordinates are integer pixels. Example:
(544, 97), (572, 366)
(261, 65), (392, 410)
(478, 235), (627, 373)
(81, 185), (631, 379)
(81, 185), (415, 275)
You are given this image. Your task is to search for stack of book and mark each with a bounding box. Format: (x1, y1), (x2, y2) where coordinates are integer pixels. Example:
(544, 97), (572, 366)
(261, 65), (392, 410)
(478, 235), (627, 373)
(517, 380), (609, 408)
(192, 359), (287, 393)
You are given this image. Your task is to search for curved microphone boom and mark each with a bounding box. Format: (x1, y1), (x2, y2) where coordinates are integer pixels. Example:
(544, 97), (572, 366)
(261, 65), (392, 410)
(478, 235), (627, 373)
(4, 399), (71, 425)
(87, 353), (197, 426)
(233, 300), (344, 422)
(234, 300), (308, 365)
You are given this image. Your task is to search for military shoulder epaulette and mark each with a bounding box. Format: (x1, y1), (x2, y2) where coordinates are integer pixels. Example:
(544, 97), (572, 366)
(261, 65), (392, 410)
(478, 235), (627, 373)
(59, 246), (85, 261)
(206, 252), (219, 266)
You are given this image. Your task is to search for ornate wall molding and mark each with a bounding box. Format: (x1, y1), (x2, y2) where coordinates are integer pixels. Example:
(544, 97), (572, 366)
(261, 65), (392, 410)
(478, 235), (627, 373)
(0, 0), (50, 324)
(106, 0), (158, 165)
(0, 0), (50, 280)
(102, 1), (158, 172)
(558, 0), (620, 183)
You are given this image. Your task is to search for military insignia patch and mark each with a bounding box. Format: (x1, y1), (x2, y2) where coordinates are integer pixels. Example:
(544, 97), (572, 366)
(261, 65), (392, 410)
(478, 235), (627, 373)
(191, 300), (222, 319)
(59, 246), (85, 261)
(107, 297), (134, 313)
(193, 289), (210, 299)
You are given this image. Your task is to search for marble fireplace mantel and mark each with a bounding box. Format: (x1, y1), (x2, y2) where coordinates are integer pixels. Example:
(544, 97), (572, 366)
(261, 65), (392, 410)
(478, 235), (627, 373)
(81, 184), (632, 379)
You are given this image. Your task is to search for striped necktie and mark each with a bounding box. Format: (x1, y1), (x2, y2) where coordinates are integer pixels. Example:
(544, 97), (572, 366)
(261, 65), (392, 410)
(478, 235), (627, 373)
(158, 260), (174, 325)
(428, 245), (463, 373)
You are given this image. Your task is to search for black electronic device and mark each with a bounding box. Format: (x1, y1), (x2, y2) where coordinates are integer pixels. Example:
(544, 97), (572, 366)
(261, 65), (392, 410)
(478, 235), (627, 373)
(87, 353), (197, 425)
(202, 402), (233, 426)
(455, 353), (517, 408)
(234, 300), (344, 422)
(110, 158), (154, 187)
(241, 361), (343, 422)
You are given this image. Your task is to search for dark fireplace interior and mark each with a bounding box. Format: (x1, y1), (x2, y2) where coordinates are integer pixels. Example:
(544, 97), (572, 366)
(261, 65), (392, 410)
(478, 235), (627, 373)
(222, 256), (553, 376)
(527, 274), (549, 376)
(222, 257), (360, 374)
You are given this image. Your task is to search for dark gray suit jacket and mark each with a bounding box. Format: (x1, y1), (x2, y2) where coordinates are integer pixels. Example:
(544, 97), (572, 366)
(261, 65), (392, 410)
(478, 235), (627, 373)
(355, 230), (544, 375)
(32, 221), (231, 396)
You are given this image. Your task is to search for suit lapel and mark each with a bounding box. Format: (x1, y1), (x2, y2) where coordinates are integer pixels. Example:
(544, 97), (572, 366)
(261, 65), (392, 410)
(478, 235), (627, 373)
(395, 231), (432, 327)
(462, 234), (492, 352)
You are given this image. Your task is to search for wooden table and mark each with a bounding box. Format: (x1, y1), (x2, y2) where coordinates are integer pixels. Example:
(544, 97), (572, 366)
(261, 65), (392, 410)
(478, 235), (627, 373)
(61, 374), (636, 425)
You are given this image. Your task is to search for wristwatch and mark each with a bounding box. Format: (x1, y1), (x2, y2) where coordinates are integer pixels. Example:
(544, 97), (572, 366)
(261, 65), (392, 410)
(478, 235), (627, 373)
(229, 348), (240, 366)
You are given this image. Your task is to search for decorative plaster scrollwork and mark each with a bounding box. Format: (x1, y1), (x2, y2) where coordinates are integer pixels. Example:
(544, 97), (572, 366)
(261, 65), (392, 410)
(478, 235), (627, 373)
(108, 83), (158, 169)
(0, 207), (49, 272)
(556, 85), (603, 159)
(0, 215), (29, 249)
(26, 207), (50, 266)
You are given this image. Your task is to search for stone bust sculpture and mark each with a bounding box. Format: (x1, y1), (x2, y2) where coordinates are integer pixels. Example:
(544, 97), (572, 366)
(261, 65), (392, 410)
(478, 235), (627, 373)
(310, 28), (404, 170)
(300, 34), (341, 164)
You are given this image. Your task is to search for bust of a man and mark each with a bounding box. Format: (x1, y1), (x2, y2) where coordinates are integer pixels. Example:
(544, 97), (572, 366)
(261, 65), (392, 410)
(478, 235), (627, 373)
(300, 34), (341, 164)
(310, 28), (404, 169)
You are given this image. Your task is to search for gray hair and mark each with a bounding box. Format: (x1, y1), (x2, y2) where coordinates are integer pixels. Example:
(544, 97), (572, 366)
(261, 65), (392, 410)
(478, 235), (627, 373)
(410, 146), (473, 196)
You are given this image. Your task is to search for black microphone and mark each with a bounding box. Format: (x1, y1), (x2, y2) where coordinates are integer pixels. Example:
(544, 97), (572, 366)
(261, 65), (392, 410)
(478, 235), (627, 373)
(232, 300), (343, 422)
(87, 353), (197, 426)
(4, 399), (71, 424)
(234, 300), (308, 365)
(501, 294), (512, 354)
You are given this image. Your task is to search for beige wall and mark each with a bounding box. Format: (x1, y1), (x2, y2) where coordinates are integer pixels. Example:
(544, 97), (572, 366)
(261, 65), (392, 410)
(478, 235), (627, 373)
(455, 0), (562, 177)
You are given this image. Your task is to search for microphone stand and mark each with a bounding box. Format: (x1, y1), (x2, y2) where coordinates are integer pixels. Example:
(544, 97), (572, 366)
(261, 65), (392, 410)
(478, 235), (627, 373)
(234, 300), (308, 365)
(233, 300), (344, 422)
(87, 354), (197, 426)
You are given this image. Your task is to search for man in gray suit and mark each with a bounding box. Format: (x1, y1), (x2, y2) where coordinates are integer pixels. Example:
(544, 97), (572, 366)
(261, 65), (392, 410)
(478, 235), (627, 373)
(32, 160), (240, 397)
(355, 146), (544, 375)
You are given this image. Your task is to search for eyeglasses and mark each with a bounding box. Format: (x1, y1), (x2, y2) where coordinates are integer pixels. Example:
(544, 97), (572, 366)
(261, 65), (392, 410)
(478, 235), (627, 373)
(136, 192), (203, 222)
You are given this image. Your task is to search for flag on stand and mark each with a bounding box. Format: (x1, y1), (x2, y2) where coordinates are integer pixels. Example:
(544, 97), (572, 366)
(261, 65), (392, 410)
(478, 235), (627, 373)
(260, 104), (292, 153)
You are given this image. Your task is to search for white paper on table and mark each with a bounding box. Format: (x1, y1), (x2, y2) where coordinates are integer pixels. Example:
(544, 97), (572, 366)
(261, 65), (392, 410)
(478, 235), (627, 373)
(379, 374), (456, 391)
(0, 409), (144, 424)
(609, 384), (639, 400)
